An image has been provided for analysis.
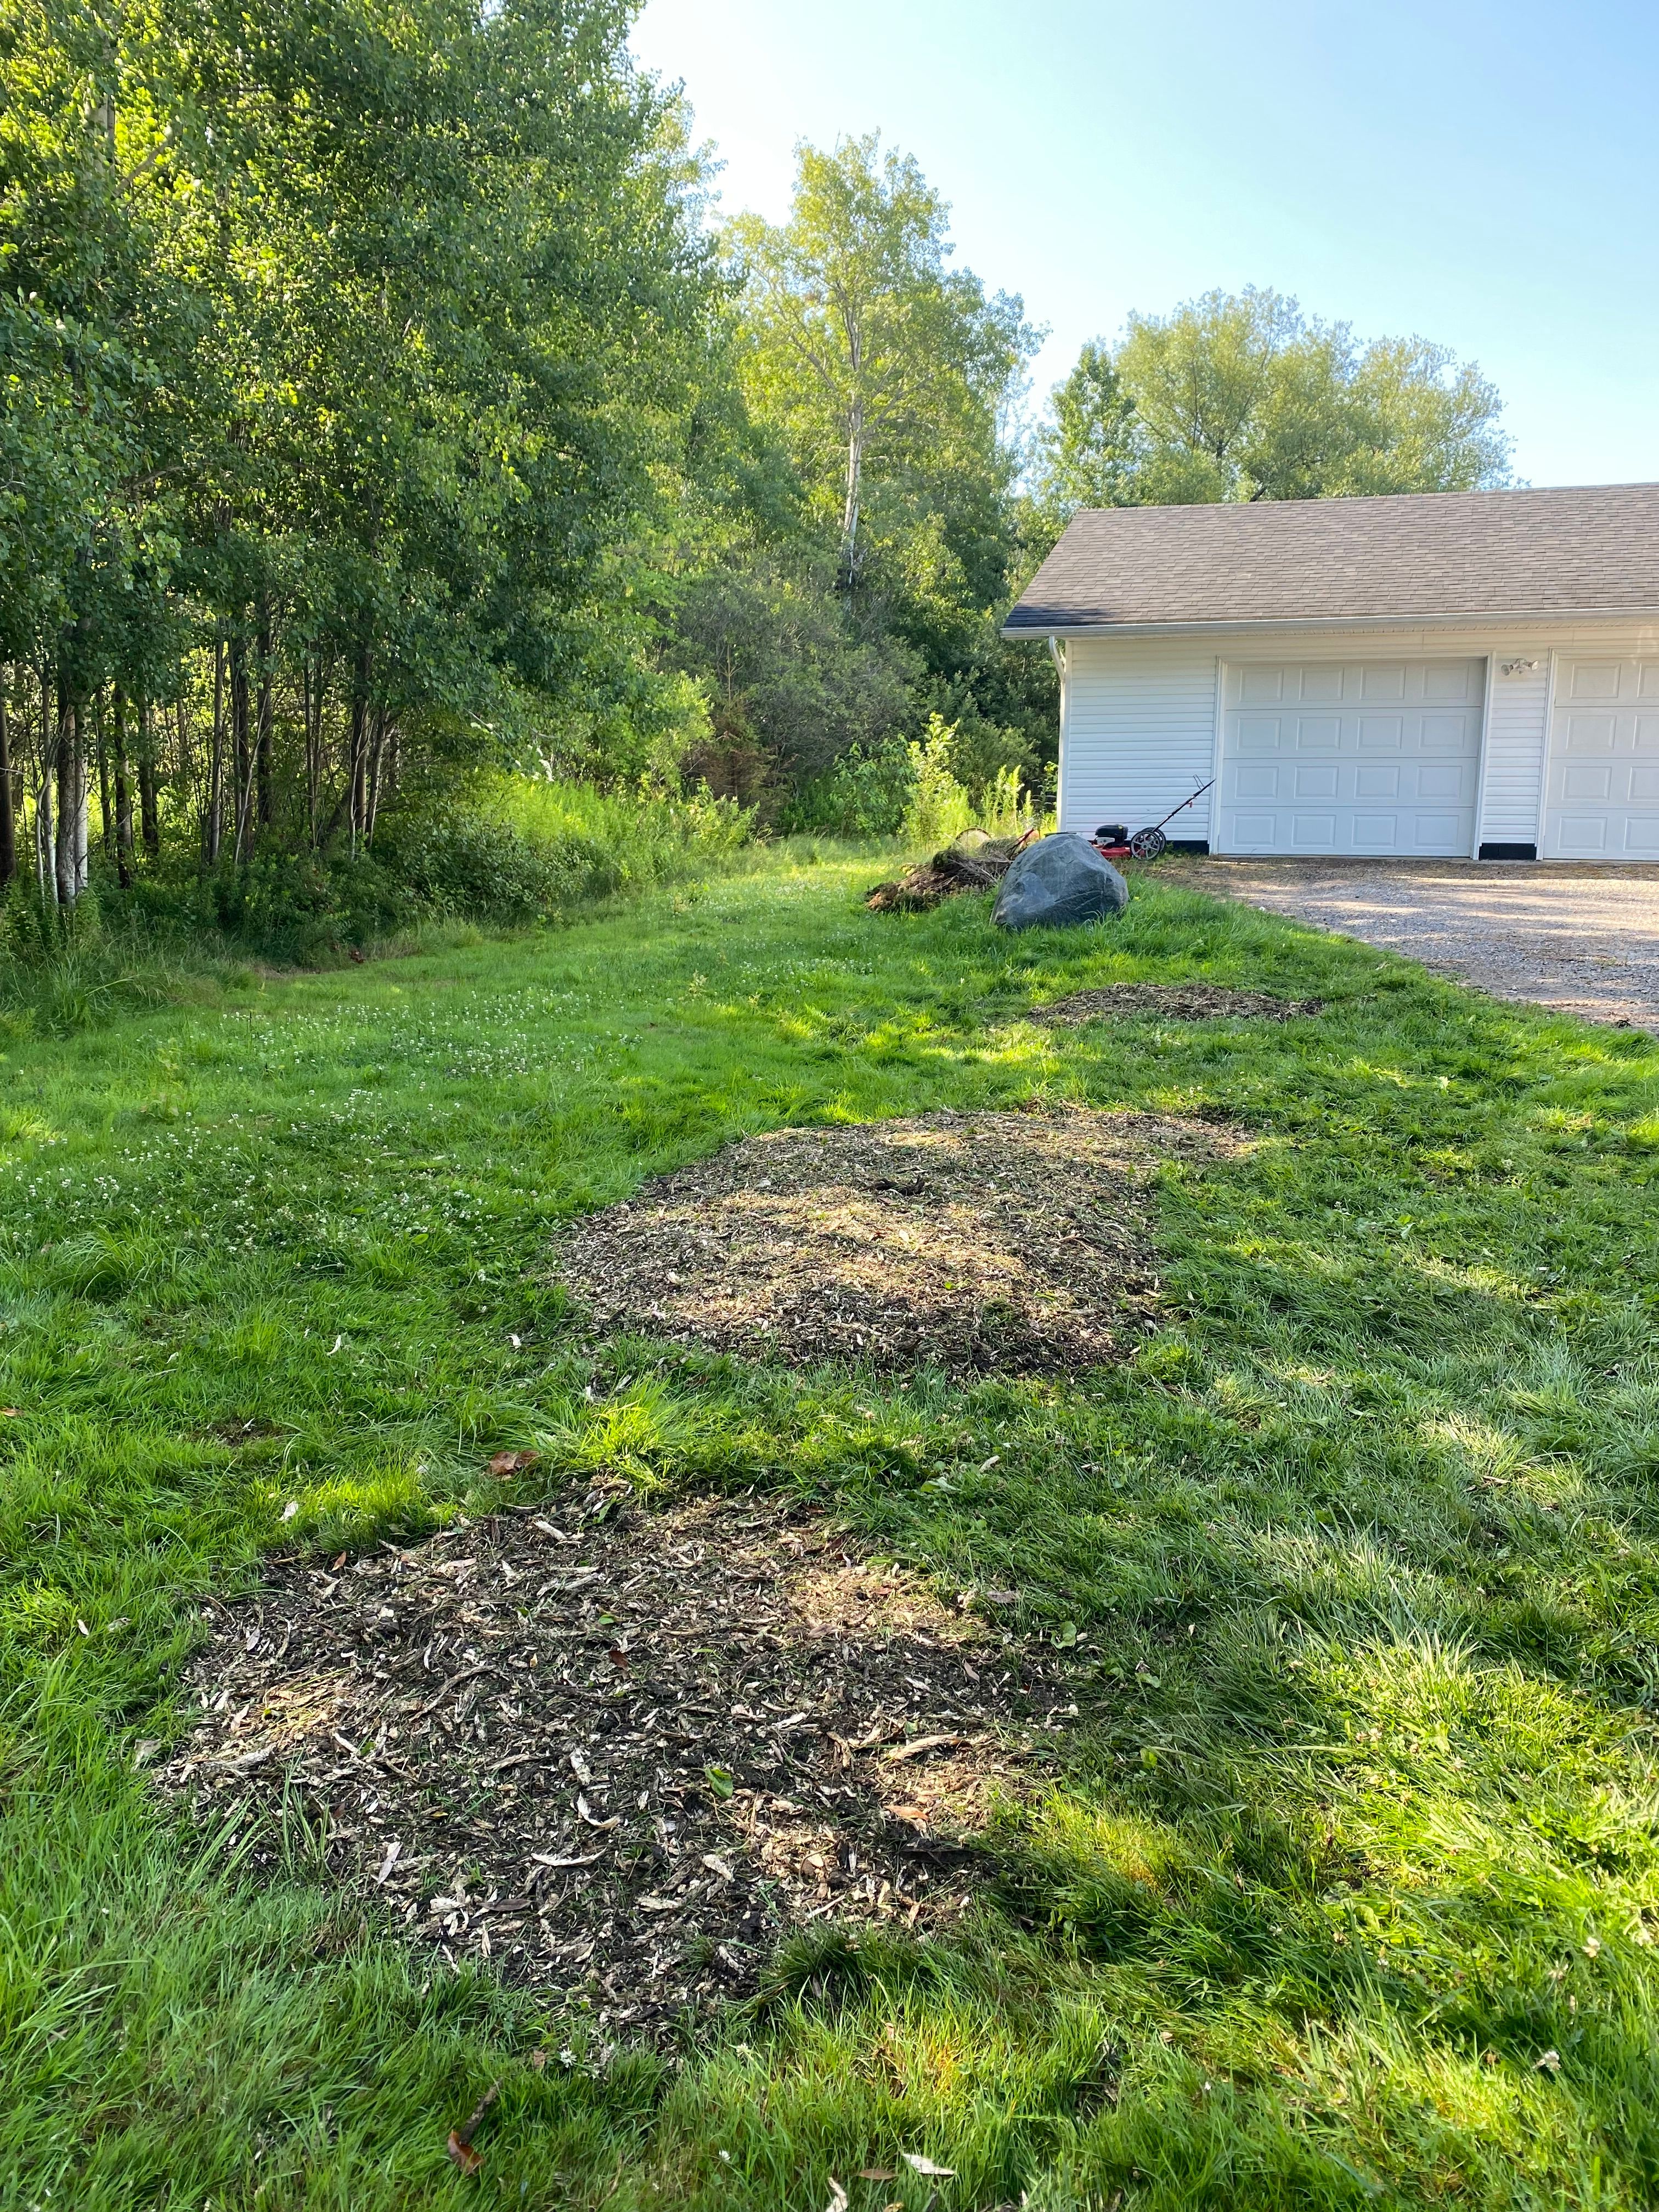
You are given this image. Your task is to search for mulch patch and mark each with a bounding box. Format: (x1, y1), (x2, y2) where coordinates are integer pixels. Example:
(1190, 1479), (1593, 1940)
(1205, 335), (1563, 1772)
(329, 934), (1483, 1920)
(1031, 984), (1323, 1024)
(159, 1487), (1079, 2041)
(557, 1107), (1243, 1377)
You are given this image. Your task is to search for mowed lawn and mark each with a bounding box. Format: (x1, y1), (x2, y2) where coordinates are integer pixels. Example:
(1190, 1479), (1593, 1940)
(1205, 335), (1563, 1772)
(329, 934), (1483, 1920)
(4, 853), (1659, 2211)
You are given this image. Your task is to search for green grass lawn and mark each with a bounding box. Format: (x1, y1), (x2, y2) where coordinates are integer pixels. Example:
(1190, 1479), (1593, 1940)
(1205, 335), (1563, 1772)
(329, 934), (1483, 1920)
(4, 851), (1659, 2210)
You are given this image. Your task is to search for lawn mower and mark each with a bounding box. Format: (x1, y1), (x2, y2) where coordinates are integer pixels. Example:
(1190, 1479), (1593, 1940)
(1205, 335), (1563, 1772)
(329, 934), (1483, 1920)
(1092, 778), (1215, 863)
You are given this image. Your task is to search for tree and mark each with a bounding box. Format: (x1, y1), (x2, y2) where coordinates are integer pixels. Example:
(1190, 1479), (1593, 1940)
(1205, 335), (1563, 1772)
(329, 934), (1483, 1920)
(727, 135), (1035, 590)
(0, 0), (727, 899)
(1037, 286), (1510, 521)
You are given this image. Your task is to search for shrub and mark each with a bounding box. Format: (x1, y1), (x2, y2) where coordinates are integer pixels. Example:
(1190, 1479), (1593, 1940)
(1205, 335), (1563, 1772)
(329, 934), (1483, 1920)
(900, 715), (974, 850)
(781, 741), (915, 837)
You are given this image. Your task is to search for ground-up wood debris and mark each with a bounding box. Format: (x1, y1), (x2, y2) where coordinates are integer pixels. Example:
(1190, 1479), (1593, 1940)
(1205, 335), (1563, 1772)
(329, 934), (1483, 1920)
(160, 1489), (1080, 2040)
(865, 834), (1026, 913)
(1031, 984), (1323, 1024)
(560, 1108), (1239, 1377)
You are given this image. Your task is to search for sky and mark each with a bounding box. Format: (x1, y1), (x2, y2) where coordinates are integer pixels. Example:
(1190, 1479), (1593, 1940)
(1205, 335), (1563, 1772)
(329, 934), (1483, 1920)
(629, 0), (1659, 489)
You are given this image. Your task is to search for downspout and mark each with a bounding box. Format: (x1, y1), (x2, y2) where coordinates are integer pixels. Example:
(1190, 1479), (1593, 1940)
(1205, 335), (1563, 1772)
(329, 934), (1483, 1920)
(1047, 635), (1067, 828)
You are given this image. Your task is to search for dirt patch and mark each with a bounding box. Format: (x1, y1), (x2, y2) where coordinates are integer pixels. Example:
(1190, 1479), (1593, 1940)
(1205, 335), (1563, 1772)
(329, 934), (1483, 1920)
(160, 1488), (1078, 2041)
(558, 1108), (1240, 1377)
(1031, 984), (1323, 1025)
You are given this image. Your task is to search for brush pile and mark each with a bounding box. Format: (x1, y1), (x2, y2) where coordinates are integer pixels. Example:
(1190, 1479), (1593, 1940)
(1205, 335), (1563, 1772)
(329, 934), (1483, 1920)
(159, 1488), (1081, 2041)
(865, 832), (1028, 913)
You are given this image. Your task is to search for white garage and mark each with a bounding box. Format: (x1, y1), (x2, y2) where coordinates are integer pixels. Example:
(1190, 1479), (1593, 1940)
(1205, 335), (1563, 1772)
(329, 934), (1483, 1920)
(1004, 486), (1659, 863)
(1543, 656), (1659, 859)
(1220, 657), (1485, 856)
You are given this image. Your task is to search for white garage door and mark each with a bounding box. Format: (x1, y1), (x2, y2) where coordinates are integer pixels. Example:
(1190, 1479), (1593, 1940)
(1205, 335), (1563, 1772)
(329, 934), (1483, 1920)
(1543, 658), (1659, 859)
(1220, 658), (1485, 856)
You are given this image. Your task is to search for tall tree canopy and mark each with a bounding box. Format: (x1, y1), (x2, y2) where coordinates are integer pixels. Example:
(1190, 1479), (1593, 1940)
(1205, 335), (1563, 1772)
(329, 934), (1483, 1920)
(726, 137), (1036, 618)
(0, 0), (724, 894)
(1039, 286), (1510, 520)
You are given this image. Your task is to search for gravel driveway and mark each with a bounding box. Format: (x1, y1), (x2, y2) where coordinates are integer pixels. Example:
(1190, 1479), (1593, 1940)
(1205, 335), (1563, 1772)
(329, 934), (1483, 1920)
(1171, 859), (1659, 1031)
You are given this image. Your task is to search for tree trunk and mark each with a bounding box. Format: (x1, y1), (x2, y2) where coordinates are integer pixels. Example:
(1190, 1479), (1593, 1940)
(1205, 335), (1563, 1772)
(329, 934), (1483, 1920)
(840, 393), (865, 585)
(35, 664), (54, 902)
(138, 700), (160, 859)
(54, 693), (87, 905)
(348, 637), (370, 853)
(95, 692), (114, 865)
(255, 601), (274, 836)
(0, 679), (15, 890)
(230, 634), (250, 862)
(112, 687), (133, 888)
(304, 656), (318, 846)
(206, 635), (225, 864)
(365, 708), (388, 846)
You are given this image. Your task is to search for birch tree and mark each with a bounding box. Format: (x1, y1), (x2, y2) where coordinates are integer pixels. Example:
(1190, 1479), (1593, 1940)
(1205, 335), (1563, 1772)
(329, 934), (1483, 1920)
(728, 136), (1032, 590)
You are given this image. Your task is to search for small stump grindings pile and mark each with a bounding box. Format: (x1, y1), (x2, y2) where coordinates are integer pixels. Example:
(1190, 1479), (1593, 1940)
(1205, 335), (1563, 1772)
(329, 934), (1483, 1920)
(160, 1489), (1077, 2040)
(1031, 984), (1323, 1024)
(559, 1108), (1241, 1376)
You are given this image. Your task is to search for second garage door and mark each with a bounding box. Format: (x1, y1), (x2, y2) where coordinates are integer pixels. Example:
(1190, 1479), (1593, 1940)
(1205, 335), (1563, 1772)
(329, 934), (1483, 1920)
(1220, 657), (1485, 856)
(1543, 657), (1659, 859)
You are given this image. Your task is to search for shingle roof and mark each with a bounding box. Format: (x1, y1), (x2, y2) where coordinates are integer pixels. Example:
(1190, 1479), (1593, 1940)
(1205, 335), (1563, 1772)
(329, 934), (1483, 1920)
(1002, 483), (1659, 633)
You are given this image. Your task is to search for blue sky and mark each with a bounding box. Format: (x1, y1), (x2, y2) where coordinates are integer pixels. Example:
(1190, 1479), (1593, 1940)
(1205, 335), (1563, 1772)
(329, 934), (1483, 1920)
(629, 0), (1659, 488)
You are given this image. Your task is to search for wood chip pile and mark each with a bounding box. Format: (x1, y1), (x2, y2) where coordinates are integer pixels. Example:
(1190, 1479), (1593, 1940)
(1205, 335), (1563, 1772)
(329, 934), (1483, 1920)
(1031, 985), (1324, 1024)
(160, 1491), (1078, 2041)
(865, 835), (1026, 913)
(560, 1108), (1239, 1378)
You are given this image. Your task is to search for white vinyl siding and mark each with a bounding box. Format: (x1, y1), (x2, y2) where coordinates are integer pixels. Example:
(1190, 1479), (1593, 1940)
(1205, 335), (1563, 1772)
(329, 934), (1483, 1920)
(1059, 636), (1217, 842)
(1477, 653), (1550, 846)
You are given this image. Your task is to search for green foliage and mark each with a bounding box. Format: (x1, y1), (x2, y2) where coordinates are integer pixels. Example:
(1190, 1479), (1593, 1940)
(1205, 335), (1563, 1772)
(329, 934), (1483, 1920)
(1037, 286), (1511, 522)
(4, 859), (1659, 2204)
(782, 741), (915, 836)
(899, 714), (974, 850)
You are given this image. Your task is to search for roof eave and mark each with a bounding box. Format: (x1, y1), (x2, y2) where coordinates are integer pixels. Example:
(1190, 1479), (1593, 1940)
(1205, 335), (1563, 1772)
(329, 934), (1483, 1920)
(1000, 605), (1659, 642)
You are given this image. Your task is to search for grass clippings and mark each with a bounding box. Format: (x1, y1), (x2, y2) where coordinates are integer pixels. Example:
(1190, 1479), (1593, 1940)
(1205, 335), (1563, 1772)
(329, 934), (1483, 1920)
(558, 1108), (1238, 1377)
(161, 1488), (1076, 2041)
(1030, 983), (1323, 1024)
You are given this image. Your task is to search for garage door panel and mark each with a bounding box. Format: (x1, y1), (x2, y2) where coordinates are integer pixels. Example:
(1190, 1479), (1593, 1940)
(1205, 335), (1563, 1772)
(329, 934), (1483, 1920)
(1295, 716), (1341, 747)
(1220, 658), (1483, 854)
(1299, 667), (1343, 703)
(1422, 714), (1473, 750)
(1563, 763), (1613, 802)
(1237, 716), (1283, 752)
(1562, 713), (1617, 752)
(1360, 665), (1406, 699)
(1544, 658), (1659, 859)
(1569, 663), (1621, 699)
(1418, 763), (1468, 799)
(1295, 764), (1339, 799)
(1424, 663), (1480, 702)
